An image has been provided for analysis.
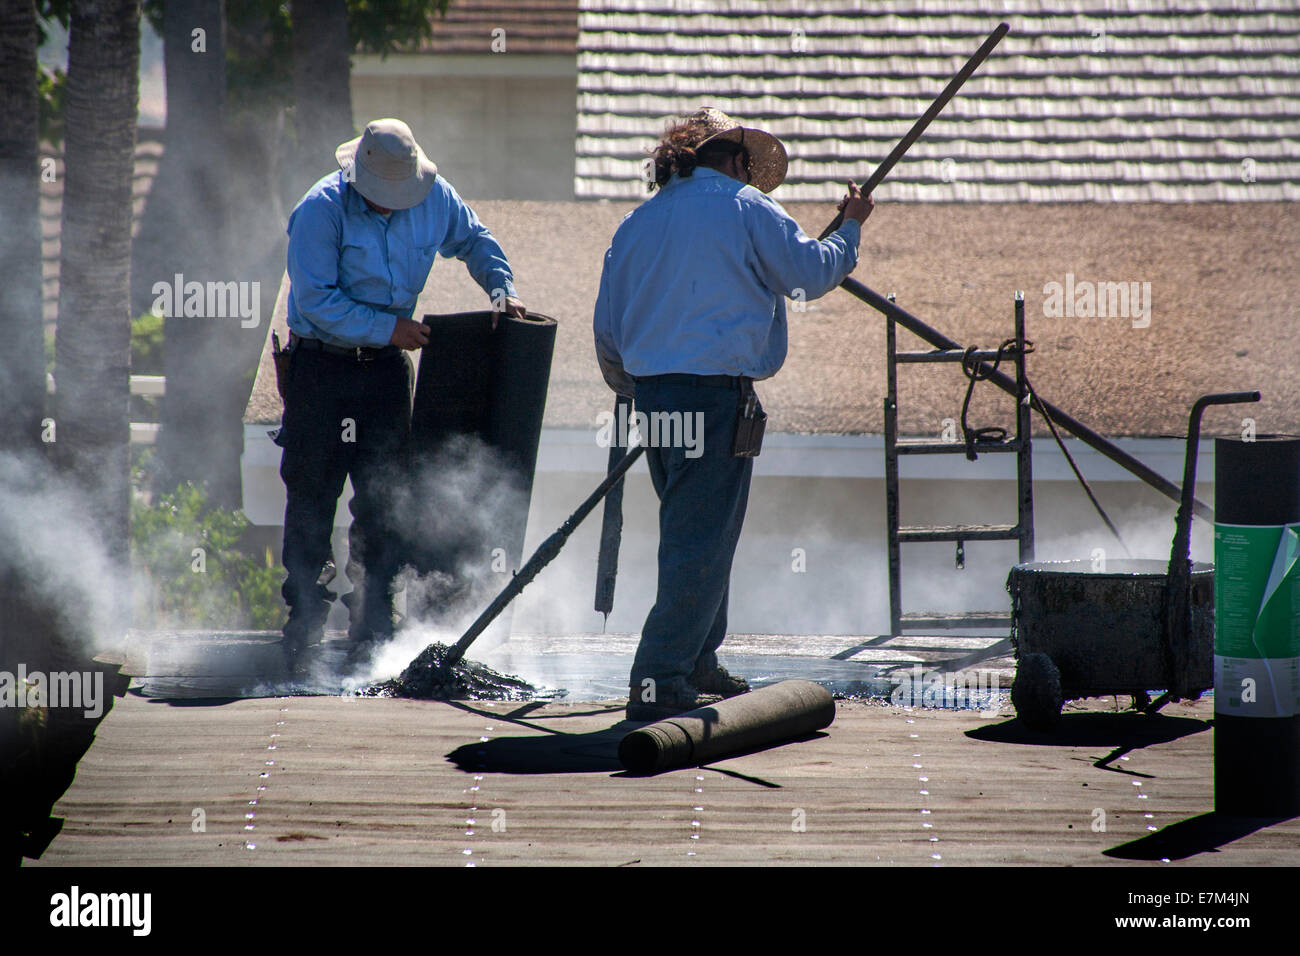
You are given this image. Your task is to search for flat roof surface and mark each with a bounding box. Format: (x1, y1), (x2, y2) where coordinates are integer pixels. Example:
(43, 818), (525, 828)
(30, 689), (1300, 866)
(244, 201), (1300, 441)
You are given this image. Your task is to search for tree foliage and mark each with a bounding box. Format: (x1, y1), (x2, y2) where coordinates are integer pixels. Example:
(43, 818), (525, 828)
(347, 0), (453, 56)
(37, 0), (454, 136)
(141, 0), (452, 117)
(34, 2), (71, 145)
(132, 481), (283, 629)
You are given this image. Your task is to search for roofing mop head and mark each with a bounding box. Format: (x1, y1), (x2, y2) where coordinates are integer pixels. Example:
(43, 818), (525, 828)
(363, 642), (558, 702)
(619, 679), (836, 774)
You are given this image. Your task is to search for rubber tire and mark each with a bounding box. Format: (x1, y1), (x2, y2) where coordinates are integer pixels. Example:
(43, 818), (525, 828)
(1012, 652), (1063, 731)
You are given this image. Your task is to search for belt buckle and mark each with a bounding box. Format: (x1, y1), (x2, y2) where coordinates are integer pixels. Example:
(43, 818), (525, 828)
(355, 346), (372, 363)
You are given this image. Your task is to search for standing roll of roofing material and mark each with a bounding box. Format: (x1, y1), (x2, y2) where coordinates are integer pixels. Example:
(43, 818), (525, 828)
(407, 311), (557, 595)
(618, 680), (835, 774)
(1213, 435), (1300, 816)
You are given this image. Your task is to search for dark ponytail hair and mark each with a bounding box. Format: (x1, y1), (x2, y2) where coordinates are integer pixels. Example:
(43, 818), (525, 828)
(648, 116), (743, 192)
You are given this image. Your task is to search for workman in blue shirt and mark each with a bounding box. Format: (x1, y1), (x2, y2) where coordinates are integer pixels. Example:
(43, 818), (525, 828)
(594, 107), (873, 720)
(278, 117), (525, 675)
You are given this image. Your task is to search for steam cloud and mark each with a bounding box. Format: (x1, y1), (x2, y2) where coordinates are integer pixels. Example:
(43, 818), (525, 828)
(341, 435), (531, 690)
(0, 452), (121, 654)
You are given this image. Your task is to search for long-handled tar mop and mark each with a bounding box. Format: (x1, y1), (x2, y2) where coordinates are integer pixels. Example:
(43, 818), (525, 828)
(436, 442), (646, 676)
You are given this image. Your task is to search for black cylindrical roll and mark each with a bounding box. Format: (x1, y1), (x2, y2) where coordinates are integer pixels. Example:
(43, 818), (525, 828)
(618, 680), (835, 774)
(1215, 435), (1300, 526)
(1213, 435), (1300, 817)
(407, 311), (557, 585)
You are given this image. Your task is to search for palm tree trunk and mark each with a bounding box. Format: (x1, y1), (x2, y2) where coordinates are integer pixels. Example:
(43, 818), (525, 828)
(0, 0), (47, 458)
(0, 0), (49, 778)
(53, 0), (140, 594)
(138, 0), (242, 503)
(291, 0), (353, 201)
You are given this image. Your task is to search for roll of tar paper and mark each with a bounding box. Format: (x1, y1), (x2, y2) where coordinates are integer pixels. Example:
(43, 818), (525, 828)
(619, 680), (835, 774)
(405, 312), (557, 632)
(1213, 435), (1300, 816)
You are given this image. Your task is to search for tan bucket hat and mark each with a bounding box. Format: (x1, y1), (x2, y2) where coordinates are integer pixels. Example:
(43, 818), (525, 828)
(691, 107), (788, 194)
(335, 118), (438, 210)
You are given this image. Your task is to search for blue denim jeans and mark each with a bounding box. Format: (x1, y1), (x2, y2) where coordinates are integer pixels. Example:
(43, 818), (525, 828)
(629, 378), (754, 703)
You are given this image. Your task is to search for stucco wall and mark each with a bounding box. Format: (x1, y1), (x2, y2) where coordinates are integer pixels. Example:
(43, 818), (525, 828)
(350, 59), (577, 201)
(243, 425), (1211, 636)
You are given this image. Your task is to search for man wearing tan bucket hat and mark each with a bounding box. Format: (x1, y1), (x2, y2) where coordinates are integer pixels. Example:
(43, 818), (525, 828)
(277, 118), (526, 674)
(594, 107), (874, 721)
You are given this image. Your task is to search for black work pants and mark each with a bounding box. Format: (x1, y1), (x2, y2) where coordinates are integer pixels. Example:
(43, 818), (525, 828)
(277, 346), (411, 641)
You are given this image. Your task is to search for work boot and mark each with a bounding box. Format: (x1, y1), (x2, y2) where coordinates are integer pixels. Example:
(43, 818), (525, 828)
(282, 567), (334, 677)
(282, 614), (325, 677)
(346, 574), (396, 644)
(690, 663), (750, 698)
(625, 684), (723, 723)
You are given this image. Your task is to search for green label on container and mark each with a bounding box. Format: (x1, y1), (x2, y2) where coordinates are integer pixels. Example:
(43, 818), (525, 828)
(1214, 523), (1300, 717)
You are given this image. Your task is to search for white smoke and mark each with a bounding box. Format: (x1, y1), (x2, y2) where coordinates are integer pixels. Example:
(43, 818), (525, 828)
(342, 434), (532, 688)
(0, 452), (122, 654)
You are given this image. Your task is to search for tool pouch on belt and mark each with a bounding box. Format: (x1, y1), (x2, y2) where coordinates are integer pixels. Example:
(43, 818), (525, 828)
(732, 378), (766, 458)
(272, 331), (291, 402)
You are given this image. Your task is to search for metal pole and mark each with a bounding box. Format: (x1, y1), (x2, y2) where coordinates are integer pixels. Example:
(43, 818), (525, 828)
(1160, 392), (1258, 701)
(1014, 291), (1034, 563)
(819, 22), (1010, 240)
(884, 294), (902, 636)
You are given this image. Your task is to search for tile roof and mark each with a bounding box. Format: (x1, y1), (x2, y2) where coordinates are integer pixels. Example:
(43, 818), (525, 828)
(576, 0), (1300, 200)
(412, 0), (579, 55)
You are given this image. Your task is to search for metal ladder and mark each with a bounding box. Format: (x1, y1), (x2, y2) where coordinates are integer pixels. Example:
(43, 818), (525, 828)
(883, 291), (1034, 635)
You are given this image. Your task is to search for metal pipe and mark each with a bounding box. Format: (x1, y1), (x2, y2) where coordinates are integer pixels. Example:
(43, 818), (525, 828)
(819, 22), (1010, 239)
(884, 294), (901, 636)
(1170, 392), (1258, 573)
(1162, 392), (1259, 701)
(1014, 291), (1035, 563)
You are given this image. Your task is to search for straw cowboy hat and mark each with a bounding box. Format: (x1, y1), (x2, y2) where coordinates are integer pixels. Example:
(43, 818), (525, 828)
(691, 107), (788, 194)
(335, 118), (438, 210)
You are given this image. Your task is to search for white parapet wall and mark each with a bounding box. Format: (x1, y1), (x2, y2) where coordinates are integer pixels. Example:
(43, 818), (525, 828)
(242, 423), (1216, 635)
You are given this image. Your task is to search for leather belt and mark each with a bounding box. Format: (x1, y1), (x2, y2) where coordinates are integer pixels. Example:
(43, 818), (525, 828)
(635, 373), (748, 390)
(289, 332), (400, 363)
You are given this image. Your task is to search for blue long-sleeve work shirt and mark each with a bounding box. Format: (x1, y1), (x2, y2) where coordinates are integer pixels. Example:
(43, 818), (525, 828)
(593, 167), (861, 382)
(285, 170), (517, 348)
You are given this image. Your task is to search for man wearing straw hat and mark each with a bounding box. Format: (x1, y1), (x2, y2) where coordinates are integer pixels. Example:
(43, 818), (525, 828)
(594, 107), (874, 721)
(277, 118), (526, 674)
